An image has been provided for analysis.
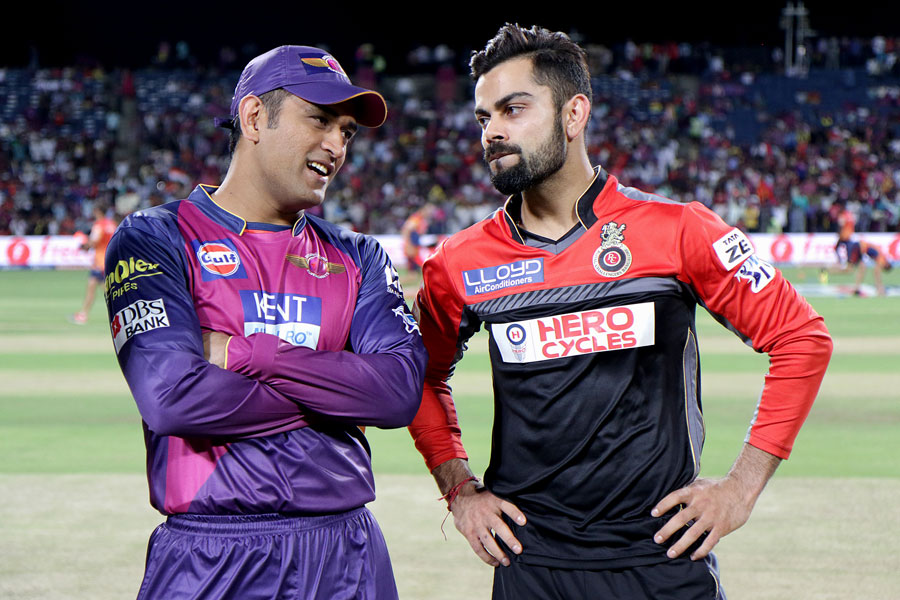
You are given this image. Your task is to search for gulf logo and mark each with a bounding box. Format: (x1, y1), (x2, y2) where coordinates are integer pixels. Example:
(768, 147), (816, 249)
(197, 242), (241, 277)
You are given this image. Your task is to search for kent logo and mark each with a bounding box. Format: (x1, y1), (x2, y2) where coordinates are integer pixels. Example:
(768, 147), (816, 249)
(240, 291), (322, 349)
(111, 298), (169, 353)
(192, 240), (247, 280)
(462, 259), (544, 296)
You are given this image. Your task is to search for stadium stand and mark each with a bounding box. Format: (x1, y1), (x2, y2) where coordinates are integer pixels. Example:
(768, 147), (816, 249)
(2, 36), (899, 237)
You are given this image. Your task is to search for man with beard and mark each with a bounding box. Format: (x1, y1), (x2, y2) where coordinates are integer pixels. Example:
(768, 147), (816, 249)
(408, 24), (831, 599)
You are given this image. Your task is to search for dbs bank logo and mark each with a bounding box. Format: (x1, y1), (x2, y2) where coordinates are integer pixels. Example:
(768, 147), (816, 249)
(111, 298), (170, 353)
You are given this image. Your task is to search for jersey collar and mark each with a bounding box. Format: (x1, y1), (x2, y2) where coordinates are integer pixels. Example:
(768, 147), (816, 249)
(500, 166), (609, 243)
(190, 184), (307, 236)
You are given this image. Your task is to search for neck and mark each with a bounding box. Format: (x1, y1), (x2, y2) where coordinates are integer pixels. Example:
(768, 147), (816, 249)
(518, 150), (595, 239)
(212, 158), (301, 227)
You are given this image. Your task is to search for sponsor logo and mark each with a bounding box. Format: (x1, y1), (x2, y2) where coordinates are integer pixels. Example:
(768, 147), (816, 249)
(713, 228), (754, 271)
(193, 240), (247, 280)
(593, 221), (633, 278)
(385, 265), (405, 299)
(104, 256), (162, 299)
(111, 298), (169, 353)
(505, 323), (527, 362)
(286, 253), (346, 278)
(463, 259), (544, 296)
(300, 54), (349, 79)
(735, 255), (775, 293)
(6, 238), (30, 265)
(392, 305), (421, 335)
(240, 291), (322, 349)
(490, 302), (655, 363)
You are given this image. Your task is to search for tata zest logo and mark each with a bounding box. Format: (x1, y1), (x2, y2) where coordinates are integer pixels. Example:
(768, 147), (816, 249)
(195, 241), (242, 277)
(462, 259), (544, 296)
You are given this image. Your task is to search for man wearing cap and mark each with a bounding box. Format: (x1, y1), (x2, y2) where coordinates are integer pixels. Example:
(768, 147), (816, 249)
(104, 46), (426, 599)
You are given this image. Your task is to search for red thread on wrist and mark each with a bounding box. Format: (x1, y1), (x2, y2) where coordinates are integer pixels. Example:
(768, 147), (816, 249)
(439, 475), (479, 511)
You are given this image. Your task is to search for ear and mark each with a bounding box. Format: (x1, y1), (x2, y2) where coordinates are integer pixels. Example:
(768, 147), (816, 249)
(238, 95), (264, 143)
(562, 93), (591, 141)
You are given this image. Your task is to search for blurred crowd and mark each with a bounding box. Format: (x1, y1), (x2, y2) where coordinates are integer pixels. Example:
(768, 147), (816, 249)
(3, 34), (900, 237)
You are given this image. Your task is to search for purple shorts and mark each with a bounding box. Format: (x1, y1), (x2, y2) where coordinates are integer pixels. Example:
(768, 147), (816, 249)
(137, 508), (398, 600)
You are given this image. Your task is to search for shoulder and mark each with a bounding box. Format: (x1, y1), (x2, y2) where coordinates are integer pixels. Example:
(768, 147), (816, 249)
(304, 213), (389, 263)
(119, 201), (182, 231)
(608, 179), (690, 217)
(305, 213), (368, 246)
(112, 201), (185, 250)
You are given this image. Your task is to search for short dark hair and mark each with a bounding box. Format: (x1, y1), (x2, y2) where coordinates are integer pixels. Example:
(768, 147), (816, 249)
(227, 88), (292, 154)
(470, 23), (592, 112)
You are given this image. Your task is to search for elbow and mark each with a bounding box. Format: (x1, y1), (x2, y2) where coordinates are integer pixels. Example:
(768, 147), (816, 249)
(399, 389), (425, 427)
(820, 333), (834, 363)
(379, 343), (426, 428)
(378, 379), (424, 429)
(810, 322), (834, 367)
(139, 405), (183, 437)
(133, 379), (202, 437)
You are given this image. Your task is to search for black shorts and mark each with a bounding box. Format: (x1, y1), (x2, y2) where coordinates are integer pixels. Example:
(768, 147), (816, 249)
(492, 553), (724, 600)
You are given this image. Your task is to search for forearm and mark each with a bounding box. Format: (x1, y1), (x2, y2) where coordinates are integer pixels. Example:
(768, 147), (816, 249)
(107, 223), (309, 440)
(726, 443), (782, 506)
(123, 344), (309, 438)
(226, 333), (425, 428)
(748, 317), (832, 458)
(409, 381), (469, 472)
(431, 458), (478, 495)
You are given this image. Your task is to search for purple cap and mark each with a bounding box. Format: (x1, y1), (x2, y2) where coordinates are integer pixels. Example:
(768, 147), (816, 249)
(226, 45), (387, 128)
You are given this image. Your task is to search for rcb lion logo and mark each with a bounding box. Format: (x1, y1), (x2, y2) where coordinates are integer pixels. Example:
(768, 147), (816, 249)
(592, 221), (633, 278)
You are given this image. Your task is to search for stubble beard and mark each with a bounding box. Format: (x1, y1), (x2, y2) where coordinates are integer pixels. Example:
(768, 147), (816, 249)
(487, 120), (567, 196)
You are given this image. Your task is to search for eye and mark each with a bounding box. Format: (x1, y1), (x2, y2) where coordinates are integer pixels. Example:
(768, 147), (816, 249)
(475, 115), (489, 128)
(505, 105), (524, 116)
(342, 128), (356, 142)
(311, 115), (329, 127)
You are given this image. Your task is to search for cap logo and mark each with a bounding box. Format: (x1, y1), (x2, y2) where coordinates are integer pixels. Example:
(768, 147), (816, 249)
(300, 54), (349, 78)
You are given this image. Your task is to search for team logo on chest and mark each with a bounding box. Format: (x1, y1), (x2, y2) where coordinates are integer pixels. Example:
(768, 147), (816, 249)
(285, 253), (346, 278)
(592, 221), (633, 278)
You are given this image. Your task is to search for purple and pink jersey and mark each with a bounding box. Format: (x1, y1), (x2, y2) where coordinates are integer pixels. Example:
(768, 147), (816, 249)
(105, 184), (426, 515)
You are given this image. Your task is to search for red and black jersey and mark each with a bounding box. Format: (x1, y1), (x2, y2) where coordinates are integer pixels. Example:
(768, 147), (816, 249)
(409, 169), (831, 568)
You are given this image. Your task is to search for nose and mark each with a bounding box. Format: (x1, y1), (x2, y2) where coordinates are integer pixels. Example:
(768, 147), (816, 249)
(321, 127), (347, 161)
(482, 117), (507, 147)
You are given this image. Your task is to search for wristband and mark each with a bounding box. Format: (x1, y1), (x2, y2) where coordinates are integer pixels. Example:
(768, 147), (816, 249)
(439, 475), (479, 511)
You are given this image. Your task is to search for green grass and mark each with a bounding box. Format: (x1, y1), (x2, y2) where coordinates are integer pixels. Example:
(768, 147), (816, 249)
(2, 268), (899, 479)
(2, 268), (899, 599)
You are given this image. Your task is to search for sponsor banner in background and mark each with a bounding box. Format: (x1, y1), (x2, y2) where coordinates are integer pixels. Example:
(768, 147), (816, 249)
(0, 235), (93, 268)
(751, 233), (900, 264)
(3, 233), (900, 269)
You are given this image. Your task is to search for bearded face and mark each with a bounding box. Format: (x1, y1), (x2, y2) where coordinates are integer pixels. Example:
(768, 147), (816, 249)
(485, 115), (567, 196)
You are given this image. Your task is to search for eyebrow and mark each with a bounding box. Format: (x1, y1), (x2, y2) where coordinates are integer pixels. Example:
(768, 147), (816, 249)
(315, 104), (359, 133)
(474, 91), (535, 116)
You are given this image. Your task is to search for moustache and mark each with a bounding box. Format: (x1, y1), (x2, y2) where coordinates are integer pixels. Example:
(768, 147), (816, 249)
(484, 143), (522, 163)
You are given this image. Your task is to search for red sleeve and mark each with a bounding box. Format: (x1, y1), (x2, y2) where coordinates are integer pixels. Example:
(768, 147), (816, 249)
(677, 203), (833, 459)
(407, 242), (470, 471)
